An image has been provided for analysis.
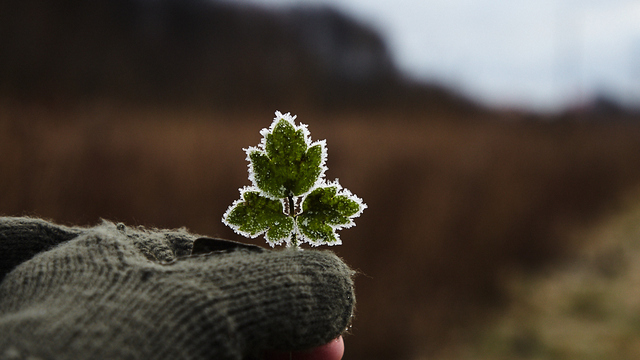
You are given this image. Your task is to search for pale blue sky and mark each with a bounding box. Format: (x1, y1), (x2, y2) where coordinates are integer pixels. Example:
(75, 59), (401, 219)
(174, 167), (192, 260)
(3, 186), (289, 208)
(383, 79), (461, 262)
(237, 0), (640, 112)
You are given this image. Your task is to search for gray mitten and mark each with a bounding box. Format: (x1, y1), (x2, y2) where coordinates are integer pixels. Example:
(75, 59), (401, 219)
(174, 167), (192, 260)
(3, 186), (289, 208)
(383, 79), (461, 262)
(0, 217), (355, 360)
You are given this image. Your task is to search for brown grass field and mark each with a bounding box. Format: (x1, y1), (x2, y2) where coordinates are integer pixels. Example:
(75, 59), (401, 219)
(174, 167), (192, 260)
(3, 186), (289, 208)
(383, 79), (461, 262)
(2, 99), (640, 359)
(448, 188), (640, 359)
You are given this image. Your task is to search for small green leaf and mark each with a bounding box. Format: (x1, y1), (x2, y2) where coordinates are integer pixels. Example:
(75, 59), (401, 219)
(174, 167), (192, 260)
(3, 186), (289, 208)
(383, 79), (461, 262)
(248, 115), (326, 198)
(223, 189), (294, 245)
(223, 111), (365, 248)
(297, 183), (366, 245)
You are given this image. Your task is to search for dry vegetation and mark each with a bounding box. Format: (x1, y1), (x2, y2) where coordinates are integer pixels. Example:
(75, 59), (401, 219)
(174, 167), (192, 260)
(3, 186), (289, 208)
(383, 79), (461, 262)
(2, 99), (640, 359)
(447, 188), (640, 360)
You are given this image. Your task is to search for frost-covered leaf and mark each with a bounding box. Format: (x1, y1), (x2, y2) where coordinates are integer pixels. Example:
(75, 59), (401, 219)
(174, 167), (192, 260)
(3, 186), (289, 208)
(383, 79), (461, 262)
(247, 112), (326, 199)
(223, 111), (365, 248)
(297, 182), (367, 245)
(222, 188), (294, 245)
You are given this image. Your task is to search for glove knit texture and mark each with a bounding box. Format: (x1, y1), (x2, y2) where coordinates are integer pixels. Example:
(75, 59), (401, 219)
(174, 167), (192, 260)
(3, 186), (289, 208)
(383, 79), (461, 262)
(0, 217), (355, 360)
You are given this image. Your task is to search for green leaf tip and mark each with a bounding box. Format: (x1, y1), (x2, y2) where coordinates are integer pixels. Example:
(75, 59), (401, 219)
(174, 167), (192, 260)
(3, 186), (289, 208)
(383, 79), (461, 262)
(247, 113), (327, 199)
(222, 111), (366, 248)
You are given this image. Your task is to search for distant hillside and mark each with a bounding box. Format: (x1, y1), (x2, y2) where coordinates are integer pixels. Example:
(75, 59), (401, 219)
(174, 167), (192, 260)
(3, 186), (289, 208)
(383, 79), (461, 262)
(0, 0), (475, 111)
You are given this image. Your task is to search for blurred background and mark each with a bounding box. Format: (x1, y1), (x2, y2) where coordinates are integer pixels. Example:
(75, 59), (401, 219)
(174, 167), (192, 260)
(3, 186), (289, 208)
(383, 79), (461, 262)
(2, 0), (640, 359)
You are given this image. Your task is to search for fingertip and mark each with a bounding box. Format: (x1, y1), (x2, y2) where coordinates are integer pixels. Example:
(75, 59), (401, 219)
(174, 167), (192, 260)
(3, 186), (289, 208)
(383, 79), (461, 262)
(265, 336), (344, 360)
(303, 336), (343, 360)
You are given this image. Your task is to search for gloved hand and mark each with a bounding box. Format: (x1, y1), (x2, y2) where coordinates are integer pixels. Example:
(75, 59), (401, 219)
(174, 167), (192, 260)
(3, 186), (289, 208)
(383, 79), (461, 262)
(0, 217), (355, 360)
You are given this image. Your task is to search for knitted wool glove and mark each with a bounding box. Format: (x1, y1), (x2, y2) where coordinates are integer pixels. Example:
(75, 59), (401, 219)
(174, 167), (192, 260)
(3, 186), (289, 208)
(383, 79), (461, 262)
(0, 217), (355, 360)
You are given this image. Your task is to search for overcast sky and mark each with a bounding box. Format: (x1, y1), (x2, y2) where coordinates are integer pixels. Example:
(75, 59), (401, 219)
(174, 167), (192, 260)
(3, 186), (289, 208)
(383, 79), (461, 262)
(238, 0), (640, 112)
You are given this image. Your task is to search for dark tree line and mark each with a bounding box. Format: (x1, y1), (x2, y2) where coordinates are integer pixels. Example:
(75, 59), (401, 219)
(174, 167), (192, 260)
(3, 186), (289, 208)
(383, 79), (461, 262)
(0, 0), (433, 109)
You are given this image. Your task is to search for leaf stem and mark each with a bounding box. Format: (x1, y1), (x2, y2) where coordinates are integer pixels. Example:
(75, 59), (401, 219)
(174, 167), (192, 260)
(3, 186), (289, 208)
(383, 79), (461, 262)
(288, 195), (299, 249)
(288, 195), (295, 216)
